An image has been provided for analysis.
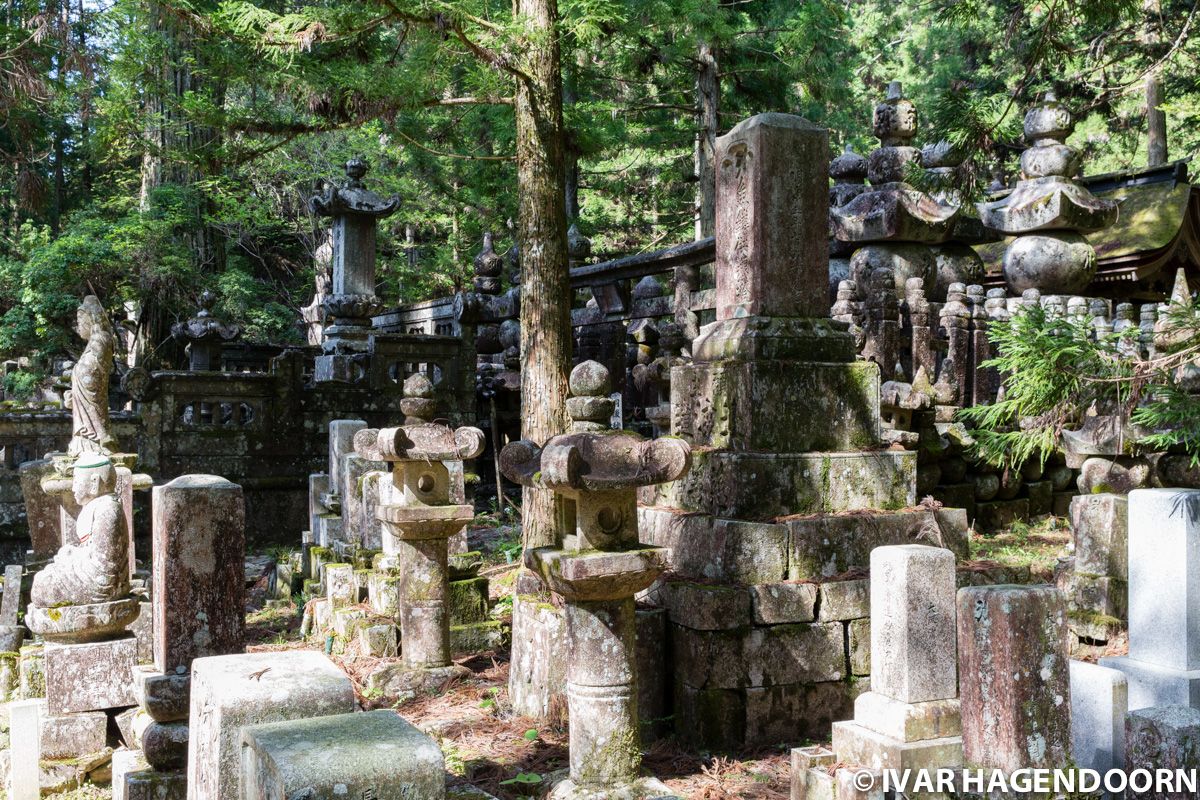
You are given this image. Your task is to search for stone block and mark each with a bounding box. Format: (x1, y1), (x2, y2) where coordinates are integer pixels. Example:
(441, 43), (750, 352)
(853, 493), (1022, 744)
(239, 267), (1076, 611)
(45, 636), (137, 714)
(1069, 659), (1127, 773)
(367, 570), (401, 617)
(973, 498), (1030, 533)
(135, 667), (190, 723)
(677, 359), (880, 453)
(663, 582), (752, 630)
(450, 621), (506, 654)
(0, 624), (24, 655)
(111, 747), (148, 800)
(957, 585), (1071, 771)
(1127, 489), (1200, 670)
(18, 643), (43, 699)
(674, 622), (844, 689)
(1025, 480), (1053, 515)
(791, 509), (968, 581)
(673, 682), (745, 750)
(791, 745), (836, 800)
(240, 710), (444, 800)
(1125, 706), (1200, 797)
(0, 650), (18, 701)
(635, 607), (668, 740)
(8, 698), (41, 800)
(711, 520), (789, 585)
(644, 450), (915, 521)
(187, 650), (356, 800)
(327, 420), (367, 496)
(143, 719), (189, 771)
(751, 582), (817, 624)
(126, 769), (187, 800)
(152, 475), (246, 675)
(40, 710), (107, 758)
(448, 576), (490, 624)
(358, 623), (398, 657)
(132, 600), (153, 663)
(1099, 654), (1200, 711)
(636, 508), (715, 579)
(744, 681), (861, 746)
(817, 579), (869, 621)
(849, 619), (871, 676)
(507, 591), (567, 719)
(331, 607), (365, 640)
(853, 691), (961, 741)
(831, 720), (963, 772)
(869, 545), (957, 703)
(323, 563), (356, 609)
(114, 706), (137, 747)
(1070, 493), (1127, 578)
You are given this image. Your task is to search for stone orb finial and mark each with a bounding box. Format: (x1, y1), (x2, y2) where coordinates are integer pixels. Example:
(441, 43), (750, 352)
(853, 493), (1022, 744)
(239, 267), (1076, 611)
(569, 361), (611, 398)
(345, 157), (368, 182)
(403, 373), (435, 399)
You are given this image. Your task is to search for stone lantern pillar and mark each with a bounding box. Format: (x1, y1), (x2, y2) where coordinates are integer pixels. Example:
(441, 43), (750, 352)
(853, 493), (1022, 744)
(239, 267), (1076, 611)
(352, 374), (486, 690)
(170, 290), (241, 371)
(500, 360), (691, 800)
(309, 158), (399, 383)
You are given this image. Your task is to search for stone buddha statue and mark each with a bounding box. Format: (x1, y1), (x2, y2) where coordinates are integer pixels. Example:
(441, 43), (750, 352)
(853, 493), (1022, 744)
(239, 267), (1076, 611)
(31, 454), (130, 607)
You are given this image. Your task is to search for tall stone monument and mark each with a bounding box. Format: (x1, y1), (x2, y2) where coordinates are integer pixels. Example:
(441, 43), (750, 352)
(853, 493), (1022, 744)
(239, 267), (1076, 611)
(641, 112), (957, 749)
(309, 158), (399, 383)
(501, 360), (691, 800)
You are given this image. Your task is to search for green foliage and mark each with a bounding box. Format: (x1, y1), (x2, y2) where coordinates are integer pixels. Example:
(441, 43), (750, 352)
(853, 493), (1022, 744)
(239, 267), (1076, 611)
(2, 370), (42, 400)
(962, 299), (1200, 469)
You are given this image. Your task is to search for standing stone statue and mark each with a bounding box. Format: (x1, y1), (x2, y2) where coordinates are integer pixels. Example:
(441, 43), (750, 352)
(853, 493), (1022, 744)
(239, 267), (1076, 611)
(66, 295), (118, 456)
(31, 455), (130, 607)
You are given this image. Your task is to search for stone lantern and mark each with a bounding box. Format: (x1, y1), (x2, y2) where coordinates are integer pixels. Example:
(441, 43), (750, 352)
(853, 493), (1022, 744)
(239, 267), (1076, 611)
(500, 360), (691, 800)
(309, 157), (400, 383)
(352, 374), (486, 690)
(170, 290), (241, 371)
(978, 92), (1117, 294)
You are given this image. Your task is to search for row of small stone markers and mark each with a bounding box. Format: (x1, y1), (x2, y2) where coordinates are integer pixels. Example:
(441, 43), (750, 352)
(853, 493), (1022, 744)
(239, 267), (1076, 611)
(792, 490), (1200, 800)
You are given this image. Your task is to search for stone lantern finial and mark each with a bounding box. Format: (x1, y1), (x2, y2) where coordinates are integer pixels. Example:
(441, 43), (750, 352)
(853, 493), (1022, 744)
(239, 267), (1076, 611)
(566, 361), (614, 432)
(400, 373), (437, 425)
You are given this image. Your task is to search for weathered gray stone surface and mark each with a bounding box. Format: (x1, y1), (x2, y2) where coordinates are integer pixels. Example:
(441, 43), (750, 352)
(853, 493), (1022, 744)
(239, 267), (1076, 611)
(186, 650), (355, 800)
(870, 545), (957, 703)
(1099, 653), (1200, 710)
(791, 745), (835, 800)
(817, 579), (869, 621)
(957, 585), (1071, 771)
(39, 709), (107, 758)
(44, 635), (137, 714)
(853, 691), (960, 742)
(240, 710), (444, 800)
(323, 563), (356, 608)
(831, 719), (964, 773)
(1125, 706), (1200, 797)
(111, 747), (148, 800)
(663, 582), (752, 630)
(1069, 659), (1127, 773)
(507, 589), (567, 719)
(126, 769), (187, 800)
(750, 582), (817, 625)
(674, 622), (844, 689)
(26, 597), (140, 644)
(1, 564), (22, 625)
(1069, 493), (1127, 578)
(152, 475), (245, 675)
(135, 667), (190, 722)
(142, 719), (189, 771)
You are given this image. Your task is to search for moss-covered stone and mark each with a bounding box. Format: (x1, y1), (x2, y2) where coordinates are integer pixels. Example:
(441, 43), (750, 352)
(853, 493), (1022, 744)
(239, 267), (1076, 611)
(448, 577), (490, 624)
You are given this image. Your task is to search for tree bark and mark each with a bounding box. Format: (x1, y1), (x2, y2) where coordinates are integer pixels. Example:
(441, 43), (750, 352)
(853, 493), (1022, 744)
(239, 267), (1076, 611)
(694, 40), (718, 240)
(514, 0), (571, 549)
(1146, 73), (1167, 166)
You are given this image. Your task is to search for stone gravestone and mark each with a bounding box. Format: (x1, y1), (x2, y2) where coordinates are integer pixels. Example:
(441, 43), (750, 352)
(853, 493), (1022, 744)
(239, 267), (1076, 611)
(1125, 706), (1200, 800)
(124, 474), (247, 800)
(957, 584), (1071, 772)
(801, 544), (961, 799)
(1101, 489), (1200, 710)
(187, 651), (355, 800)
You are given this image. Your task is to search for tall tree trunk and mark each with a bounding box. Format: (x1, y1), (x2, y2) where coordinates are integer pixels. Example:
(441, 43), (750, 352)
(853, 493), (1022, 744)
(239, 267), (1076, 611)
(563, 53), (580, 222)
(514, 0), (571, 549)
(1146, 73), (1167, 166)
(694, 40), (718, 240)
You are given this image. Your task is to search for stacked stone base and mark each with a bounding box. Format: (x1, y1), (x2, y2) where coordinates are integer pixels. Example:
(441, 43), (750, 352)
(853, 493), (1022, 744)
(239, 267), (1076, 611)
(638, 506), (972, 749)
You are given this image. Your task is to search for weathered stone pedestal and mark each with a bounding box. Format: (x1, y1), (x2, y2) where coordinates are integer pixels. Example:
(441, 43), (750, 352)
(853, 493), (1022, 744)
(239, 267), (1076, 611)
(502, 360), (690, 800)
(1102, 489), (1200, 710)
(356, 375), (485, 694)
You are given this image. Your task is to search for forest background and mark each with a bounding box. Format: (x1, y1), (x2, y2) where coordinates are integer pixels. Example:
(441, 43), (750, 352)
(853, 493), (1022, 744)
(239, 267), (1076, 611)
(0, 0), (1194, 384)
